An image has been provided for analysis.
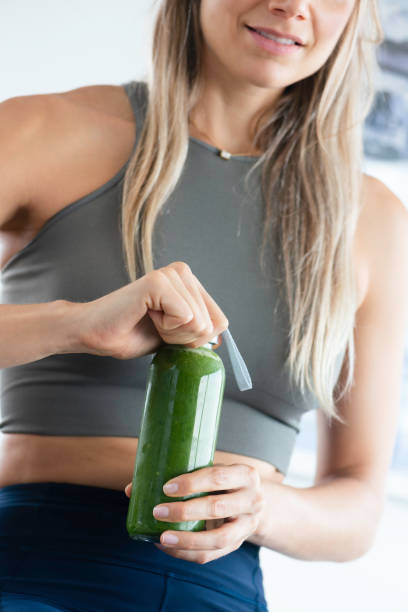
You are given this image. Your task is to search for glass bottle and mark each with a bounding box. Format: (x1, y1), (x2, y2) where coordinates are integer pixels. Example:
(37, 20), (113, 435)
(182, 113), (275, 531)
(126, 336), (225, 542)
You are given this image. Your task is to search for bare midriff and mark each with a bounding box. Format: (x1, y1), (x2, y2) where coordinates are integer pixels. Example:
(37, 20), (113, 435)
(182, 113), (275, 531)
(0, 433), (285, 491)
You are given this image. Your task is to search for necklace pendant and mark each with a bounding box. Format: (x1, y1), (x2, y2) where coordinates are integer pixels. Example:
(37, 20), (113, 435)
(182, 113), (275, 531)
(219, 149), (232, 160)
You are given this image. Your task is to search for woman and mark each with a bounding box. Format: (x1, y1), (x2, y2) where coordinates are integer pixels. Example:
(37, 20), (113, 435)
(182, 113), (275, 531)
(0, 0), (407, 610)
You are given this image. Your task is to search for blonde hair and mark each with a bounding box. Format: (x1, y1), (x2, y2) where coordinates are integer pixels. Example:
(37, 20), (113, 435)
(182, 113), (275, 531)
(121, 0), (383, 423)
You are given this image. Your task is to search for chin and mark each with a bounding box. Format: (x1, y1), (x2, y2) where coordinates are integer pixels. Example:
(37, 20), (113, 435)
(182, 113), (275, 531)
(239, 69), (295, 91)
(232, 57), (297, 88)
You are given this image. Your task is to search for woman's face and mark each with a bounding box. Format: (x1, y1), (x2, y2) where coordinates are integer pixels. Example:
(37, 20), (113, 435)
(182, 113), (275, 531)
(199, 0), (356, 89)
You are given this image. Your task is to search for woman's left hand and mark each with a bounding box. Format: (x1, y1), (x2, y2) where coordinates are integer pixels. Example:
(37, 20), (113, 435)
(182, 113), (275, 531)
(124, 463), (266, 564)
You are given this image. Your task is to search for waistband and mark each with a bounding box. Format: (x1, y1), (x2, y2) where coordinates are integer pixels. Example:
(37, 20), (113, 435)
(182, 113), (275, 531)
(0, 480), (129, 507)
(0, 481), (266, 609)
(0, 481), (260, 555)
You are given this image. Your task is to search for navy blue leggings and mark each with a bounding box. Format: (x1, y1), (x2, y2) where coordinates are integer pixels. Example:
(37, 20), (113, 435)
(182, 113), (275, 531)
(0, 482), (268, 611)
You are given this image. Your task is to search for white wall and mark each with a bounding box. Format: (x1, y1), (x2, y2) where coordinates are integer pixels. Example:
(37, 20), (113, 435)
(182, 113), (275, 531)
(0, 0), (154, 100)
(1, 2), (406, 610)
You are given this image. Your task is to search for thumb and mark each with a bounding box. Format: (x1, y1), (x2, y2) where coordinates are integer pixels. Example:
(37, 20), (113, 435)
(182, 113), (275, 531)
(148, 308), (194, 331)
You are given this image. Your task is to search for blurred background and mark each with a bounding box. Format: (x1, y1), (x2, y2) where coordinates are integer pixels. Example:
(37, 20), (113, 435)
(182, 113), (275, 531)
(0, 1), (407, 610)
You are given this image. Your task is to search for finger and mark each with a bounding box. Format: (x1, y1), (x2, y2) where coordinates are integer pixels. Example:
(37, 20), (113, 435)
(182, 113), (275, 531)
(175, 271), (213, 332)
(153, 488), (260, 523)
(144, 270), (194, 329)
(154, 540), (240, 564)
(181, 280), (222, 350)
(147, 265), (207, 338)
(205, 518), (226, 530)
(182, 281), (229, 349)
(161, 262), (228, 344)
(163, 266), (208, 333)
(194, 276), (229, 332)
(148, 308), (192, 334)
(158, 514), (254, 552)
(162, 463), (260, 497)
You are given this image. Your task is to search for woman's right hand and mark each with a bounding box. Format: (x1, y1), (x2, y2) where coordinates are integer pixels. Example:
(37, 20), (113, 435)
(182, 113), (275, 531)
(72, 261), (229, 360)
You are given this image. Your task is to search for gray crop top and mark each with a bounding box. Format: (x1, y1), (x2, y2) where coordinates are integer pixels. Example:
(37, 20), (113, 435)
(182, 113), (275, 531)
(0, 80), (342, 475)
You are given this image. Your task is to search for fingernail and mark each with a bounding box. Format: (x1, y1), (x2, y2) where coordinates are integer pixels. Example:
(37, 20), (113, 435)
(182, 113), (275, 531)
(163, 482), (178, 494)
(153, 506), (169, 518)
(162, 534), (179, 545)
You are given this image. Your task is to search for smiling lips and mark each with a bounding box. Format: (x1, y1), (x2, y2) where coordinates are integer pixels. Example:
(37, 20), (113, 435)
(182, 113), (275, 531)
(246, 25), (305, 46)
(245, 25), (305, 55)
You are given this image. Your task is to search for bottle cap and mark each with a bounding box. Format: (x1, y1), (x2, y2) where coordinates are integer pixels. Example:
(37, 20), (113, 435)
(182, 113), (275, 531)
(208, 335), (220, 345)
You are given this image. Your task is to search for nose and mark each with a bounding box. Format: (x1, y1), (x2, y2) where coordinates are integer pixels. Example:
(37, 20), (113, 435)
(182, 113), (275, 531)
(267, 0), (308, 21)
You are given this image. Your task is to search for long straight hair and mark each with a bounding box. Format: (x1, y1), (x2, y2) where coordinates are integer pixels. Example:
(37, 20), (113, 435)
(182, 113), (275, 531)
(121, 0), (383, 423)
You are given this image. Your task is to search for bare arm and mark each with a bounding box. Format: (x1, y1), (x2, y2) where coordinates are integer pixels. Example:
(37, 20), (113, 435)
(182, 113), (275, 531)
(0, 266), (228, 369)
(0, 300), (85, 368)
(249, 178), (408, 561)
(0, 100), (228, 369)
(0, 95), (81, 368)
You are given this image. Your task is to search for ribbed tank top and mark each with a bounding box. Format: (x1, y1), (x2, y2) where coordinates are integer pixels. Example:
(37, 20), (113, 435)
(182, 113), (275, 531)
(0, 80), (342, 476)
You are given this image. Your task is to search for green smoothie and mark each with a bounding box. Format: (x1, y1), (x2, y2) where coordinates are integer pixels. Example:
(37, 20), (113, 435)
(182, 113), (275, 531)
(126, 342), (225, 542)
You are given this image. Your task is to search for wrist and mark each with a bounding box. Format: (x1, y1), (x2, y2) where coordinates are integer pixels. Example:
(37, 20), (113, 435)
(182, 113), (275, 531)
(246, 479), (300, 550)
(246, 477), (281, 547)
(53, 299), (89, 355)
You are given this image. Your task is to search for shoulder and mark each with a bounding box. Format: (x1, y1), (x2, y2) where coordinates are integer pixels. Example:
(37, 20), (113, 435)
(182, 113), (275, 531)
(0, 83), (136, 218)
(1, 82), (135, 129)
(360, 173), (408, 254)
(358, 173), (408, 310)
(56, 82), (136, 123)
(0, 83), (134, 149)
(361, 173), (407, 219)
(0, 94), (53, 228)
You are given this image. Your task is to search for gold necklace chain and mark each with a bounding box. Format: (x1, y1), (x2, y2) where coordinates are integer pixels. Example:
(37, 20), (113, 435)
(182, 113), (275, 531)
(189, 118), (260, 159)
